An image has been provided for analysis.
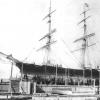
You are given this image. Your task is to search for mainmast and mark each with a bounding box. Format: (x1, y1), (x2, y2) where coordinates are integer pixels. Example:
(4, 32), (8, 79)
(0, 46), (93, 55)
(73, 3), (95, 84)
(38, 0), (56, 65)
(74, 3), (95, 69)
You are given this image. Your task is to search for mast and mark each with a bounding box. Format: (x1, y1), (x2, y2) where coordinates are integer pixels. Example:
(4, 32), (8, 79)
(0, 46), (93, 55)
(46, 0), (52, 64)
(74, 3), (95, 84)
(38, 0), (56, 65)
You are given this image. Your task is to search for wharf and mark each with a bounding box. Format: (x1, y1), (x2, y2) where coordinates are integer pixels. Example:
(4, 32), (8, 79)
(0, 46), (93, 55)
(0, 94), (32, 100)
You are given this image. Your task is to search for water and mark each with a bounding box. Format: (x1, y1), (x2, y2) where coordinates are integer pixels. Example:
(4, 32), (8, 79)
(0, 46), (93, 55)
(31, 95), (97, 100)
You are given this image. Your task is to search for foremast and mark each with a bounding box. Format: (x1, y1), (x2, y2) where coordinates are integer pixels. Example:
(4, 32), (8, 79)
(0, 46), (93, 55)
(38, 0), (56, 65)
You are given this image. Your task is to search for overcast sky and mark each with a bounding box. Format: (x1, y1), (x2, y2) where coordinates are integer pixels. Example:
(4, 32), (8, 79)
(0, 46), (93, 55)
(0, 0), (100, 78)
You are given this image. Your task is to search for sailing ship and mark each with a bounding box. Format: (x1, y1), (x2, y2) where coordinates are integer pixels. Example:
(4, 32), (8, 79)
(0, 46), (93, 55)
(15, 2), (98, 95)
(0, 1), (99, 99)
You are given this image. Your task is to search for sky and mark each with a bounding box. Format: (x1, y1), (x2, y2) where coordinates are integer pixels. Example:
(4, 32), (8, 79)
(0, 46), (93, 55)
(0, 0), (100, 78)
